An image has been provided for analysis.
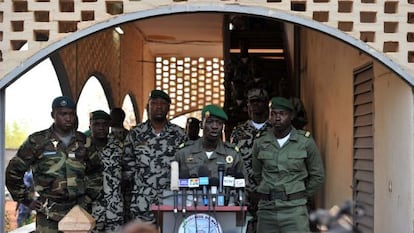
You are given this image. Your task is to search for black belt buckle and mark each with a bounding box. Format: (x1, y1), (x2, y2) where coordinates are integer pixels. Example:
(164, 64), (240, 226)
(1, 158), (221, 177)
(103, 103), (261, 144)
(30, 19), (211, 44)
(270, 191), (288, 201)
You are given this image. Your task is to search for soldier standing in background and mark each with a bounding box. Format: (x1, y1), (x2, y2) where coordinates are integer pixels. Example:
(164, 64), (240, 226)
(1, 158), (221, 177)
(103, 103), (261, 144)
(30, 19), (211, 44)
(109, 107), (129, 141)
(230, 88), (272, 233)
(122, 90), (186, 223)
(185, 117), (201, 141)
(88, 110), (125, 233)
(6, 96), (103, 233)
(252, 97), (324, 233)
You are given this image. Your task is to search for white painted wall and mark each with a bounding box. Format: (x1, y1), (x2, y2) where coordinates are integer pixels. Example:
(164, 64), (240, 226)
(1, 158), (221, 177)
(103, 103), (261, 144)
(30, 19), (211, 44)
(374, 64), (414, 233)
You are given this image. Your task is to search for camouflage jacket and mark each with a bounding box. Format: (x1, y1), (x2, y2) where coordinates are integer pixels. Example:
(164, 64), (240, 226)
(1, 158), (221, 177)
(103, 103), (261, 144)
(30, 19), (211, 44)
(122, 120), (185, 222)
(91, 134), (124, 233)
(230, 120), (272, 192)
(6, 125), (103, 212)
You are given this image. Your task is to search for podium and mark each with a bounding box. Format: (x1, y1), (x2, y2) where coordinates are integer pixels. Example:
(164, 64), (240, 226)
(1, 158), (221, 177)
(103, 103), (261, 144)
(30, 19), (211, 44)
(151, 205), (247, 233)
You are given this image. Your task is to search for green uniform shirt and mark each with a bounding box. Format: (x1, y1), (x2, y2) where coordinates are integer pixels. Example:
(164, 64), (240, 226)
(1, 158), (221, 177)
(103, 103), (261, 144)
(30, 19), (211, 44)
(252, 127), (324, 207)
(175, 138), (245, 178)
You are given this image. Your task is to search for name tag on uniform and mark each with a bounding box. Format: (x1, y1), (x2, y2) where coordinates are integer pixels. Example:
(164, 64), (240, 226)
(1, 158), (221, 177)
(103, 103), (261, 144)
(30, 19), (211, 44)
(43, 151), (57, 156)
(68, 153), (76, 158)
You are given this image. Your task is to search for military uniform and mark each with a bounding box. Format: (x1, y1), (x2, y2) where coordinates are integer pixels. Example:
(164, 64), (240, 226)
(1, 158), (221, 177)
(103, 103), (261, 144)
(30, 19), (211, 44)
(122, 120), (185, 223)
(6, 126), (103, 233)
(230, 120), (272, 193)
(91, 133), (124, 233)
(252, 127), (325, 232)
(175, 139), (245, 179)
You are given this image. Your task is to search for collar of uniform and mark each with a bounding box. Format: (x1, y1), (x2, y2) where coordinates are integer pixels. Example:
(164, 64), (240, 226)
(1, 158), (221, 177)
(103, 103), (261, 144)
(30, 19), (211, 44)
(287, 127), (299, 141)
(189, 138), (227, 156)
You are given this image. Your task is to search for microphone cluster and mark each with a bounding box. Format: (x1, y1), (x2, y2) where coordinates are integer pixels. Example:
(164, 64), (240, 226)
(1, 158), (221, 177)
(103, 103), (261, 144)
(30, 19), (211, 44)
(170, 162), (246, 213)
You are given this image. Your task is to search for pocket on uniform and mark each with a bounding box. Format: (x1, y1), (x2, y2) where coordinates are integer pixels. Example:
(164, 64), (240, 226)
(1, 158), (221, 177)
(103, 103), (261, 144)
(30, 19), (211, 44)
(287, 151), (307, 171)
(284, 181), (306, 195)
(257, 151), (278, 172)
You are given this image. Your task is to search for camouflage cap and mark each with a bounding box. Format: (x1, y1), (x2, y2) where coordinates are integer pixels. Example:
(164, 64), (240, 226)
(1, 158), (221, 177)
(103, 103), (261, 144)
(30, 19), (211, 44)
(247, 88), (268, 101)
(52, 96), (76, 110)
(89, 110), (111, 121)
(269, 97), (294, 111)
(202, 104), (228, 121)
(149, 90), (171, 104)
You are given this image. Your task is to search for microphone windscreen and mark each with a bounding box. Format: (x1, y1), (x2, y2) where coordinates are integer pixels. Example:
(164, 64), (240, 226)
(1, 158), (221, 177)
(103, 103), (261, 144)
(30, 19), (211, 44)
(209, 177), (219, 186)
(198, 165), (210, 177)
(170, 161), (179, 191)
(179, 169), (190, 179)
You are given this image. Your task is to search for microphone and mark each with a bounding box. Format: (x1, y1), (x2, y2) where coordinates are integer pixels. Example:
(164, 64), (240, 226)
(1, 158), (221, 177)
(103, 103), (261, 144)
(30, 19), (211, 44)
(209, 177), (219, 207)
(223, 168), (235, 206)
(170, 161), (179, 213)
(217, 163), (225, 206)
(188, 174), (200, 208)
(198, 165), (210, 206)
(179, 169), (190, 213)
(234, 172), (246, 205)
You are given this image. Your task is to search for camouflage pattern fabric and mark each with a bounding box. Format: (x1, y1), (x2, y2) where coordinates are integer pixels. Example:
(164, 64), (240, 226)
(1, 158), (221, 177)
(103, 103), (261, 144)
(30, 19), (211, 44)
(230, 120), (272, 192)
(6, 125), (103, 232)
(92, 134), (124, 233)
(122, 120), (185, 223)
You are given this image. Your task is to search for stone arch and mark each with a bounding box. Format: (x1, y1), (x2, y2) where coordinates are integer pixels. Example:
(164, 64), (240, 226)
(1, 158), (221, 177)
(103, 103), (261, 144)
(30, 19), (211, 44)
(0, 4), (413, 89)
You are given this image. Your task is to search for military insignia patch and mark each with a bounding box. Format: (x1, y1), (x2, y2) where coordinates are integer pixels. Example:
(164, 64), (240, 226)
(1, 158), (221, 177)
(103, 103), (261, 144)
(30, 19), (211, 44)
(187, 155), (193, 162)
(226, 155), (233, 164)
(205, 111), (210, 118)
(304, 131), (311, 137)
(234, 146), (239, 152)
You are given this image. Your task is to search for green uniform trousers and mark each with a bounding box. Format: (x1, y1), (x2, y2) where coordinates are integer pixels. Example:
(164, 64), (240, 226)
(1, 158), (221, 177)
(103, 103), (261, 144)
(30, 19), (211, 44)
(257, 202), (309, 233)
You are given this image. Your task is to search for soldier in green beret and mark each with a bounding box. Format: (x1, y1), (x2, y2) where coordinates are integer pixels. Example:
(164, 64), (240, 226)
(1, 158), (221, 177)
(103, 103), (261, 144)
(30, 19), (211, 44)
(175, 104), (246, 205)
(252, 96), (325, 233)
(6, 96), (103, 233)
(122, 89), (185, 223)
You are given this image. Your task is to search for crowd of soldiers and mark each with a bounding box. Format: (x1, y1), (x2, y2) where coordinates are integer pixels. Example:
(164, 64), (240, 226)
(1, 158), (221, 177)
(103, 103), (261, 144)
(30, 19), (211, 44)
(5, 87), (325, 233)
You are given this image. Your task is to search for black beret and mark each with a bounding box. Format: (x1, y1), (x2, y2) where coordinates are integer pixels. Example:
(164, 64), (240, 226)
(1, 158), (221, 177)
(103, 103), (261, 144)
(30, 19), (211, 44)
(247, 88), (268, 101)
(269, 97), (294, 111)
(149, 90), (171, 104)
(202, 104), (228, 121)
(52, 96), (76, 110)
(89, 110), (111, 121)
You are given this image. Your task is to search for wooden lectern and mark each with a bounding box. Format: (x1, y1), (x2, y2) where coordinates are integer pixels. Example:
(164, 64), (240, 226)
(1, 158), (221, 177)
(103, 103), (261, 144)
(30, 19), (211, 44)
(151, 205), (247, 233)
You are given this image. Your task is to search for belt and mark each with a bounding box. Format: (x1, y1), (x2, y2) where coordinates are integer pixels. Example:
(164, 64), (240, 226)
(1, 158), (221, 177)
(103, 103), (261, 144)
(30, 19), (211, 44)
(257, 191), (306, 201)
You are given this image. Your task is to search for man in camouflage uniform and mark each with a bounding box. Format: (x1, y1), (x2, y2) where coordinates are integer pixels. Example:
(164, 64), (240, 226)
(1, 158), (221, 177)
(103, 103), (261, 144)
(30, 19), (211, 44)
(176, 104), (245, 181)
(252, 97), (325, 233)
(6, 96), (103, 233)
(230, 88), (272, 232)
(122, 90), (186, 223)
(88, 110), (124, 233)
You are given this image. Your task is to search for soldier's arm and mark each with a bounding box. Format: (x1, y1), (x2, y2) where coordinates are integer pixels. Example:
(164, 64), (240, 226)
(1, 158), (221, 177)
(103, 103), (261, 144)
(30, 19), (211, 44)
(121, 132), (137, 221)
(6, 138), (36, 206)
(84, 148), (104, 205)
(305, 138), (325, 197)
(251, 141), (263, 185)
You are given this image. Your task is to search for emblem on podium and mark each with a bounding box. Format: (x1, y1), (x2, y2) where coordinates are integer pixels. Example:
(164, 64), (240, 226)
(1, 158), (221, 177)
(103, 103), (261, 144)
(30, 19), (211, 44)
(178, 213), (223, 233)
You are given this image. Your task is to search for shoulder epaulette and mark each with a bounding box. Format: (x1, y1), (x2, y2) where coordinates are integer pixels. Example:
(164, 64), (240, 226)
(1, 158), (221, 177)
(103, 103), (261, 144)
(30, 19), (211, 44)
(224, 142), (239, 152)
(85, 137), (92, 148)
(178, 143), (186, 148)
(304, 131), (311, 138)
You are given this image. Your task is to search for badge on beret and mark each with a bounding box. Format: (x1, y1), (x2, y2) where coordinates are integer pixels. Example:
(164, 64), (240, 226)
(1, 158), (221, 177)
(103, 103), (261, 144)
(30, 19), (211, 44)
(205, 111), (210, 118)
(60, 100), (68, 106)
(226, 155), (233, 164)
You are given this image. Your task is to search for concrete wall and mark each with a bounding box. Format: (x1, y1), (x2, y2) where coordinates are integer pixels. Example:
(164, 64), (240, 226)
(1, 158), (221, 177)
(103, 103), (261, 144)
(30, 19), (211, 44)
(374, 64), (414, 233)
(301, 27), (414, 233)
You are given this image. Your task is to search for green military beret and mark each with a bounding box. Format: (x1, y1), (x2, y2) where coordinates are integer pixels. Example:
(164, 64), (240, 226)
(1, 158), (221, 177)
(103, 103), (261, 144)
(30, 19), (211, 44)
(247, 88), (268, 101)
(269, 97), (294, 111)
(149, 89), (171, 104)
(89, 110), (111, 121)
(202, 104), (228, 121)
(52, 96), (76, 110)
